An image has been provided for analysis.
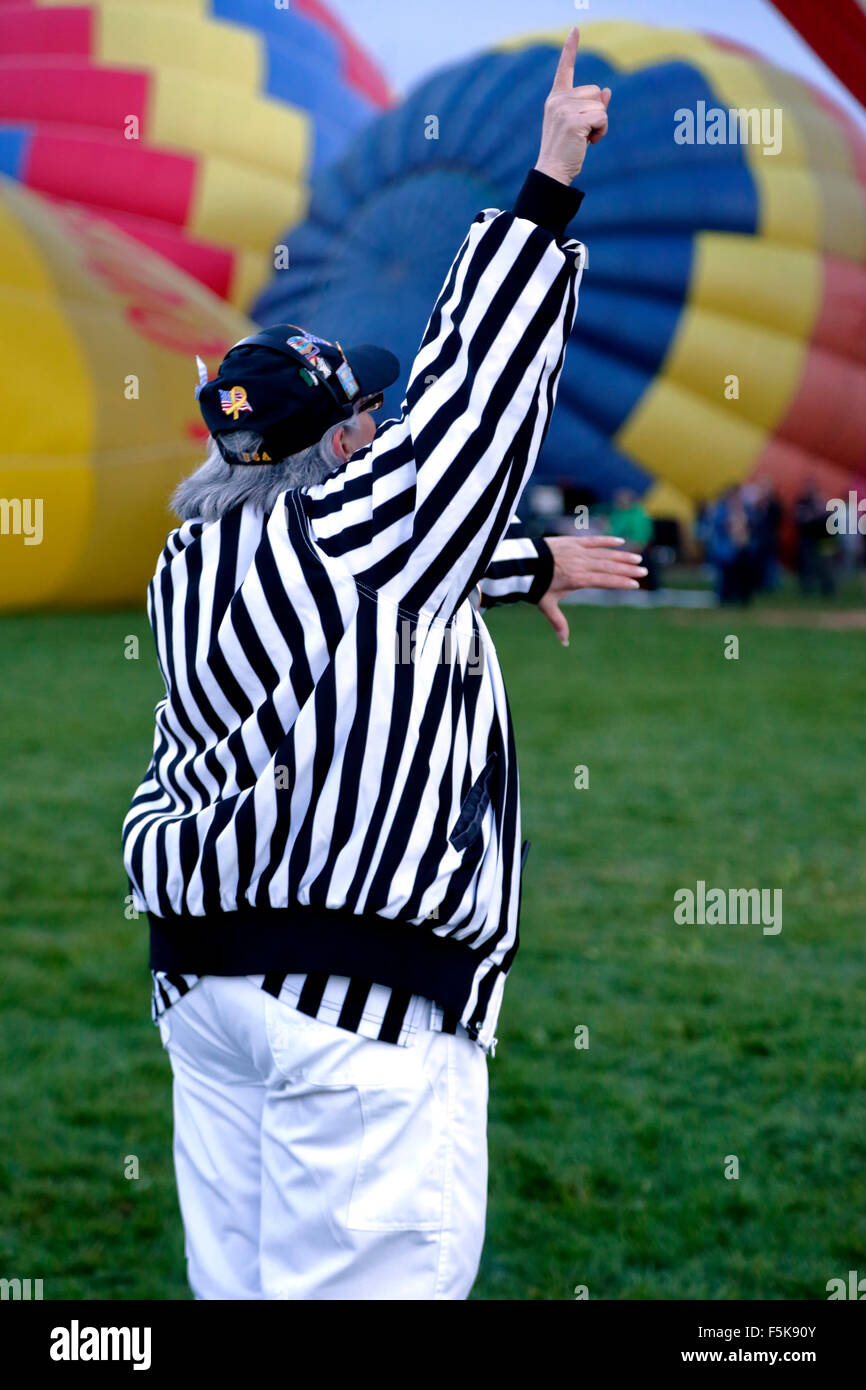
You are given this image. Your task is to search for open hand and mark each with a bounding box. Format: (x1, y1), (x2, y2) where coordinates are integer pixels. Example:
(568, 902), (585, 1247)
(539, 535), (646, 645)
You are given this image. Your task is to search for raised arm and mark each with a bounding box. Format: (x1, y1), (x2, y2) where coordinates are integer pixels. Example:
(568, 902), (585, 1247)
(300, 29), (611, 620)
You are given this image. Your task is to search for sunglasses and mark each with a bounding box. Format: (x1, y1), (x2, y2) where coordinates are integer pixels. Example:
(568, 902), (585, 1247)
(356, 391), (384, 413)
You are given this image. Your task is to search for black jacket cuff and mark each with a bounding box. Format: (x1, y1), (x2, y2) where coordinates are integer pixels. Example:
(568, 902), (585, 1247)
(527, 537), (555, 603)
(513, 168), (584, 237)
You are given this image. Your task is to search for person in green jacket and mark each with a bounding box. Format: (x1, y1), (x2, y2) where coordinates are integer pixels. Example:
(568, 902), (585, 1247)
(607, 490), (655, 588)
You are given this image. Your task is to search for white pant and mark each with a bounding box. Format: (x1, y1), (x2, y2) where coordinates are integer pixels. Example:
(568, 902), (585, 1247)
(158, 976), (489, 1300)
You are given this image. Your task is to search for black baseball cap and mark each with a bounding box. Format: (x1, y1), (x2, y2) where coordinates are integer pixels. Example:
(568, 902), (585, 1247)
(197, 324), (401, 464)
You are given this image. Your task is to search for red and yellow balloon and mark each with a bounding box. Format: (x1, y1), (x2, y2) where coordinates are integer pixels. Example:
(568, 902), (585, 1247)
(0, 0), (391, 307)
(0, 175), (254, 609)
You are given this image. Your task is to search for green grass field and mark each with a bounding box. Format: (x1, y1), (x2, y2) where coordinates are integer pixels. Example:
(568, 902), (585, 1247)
(1, 597), (864, 1300)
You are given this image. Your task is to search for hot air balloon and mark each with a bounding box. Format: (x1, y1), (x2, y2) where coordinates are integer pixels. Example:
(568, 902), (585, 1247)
(252, 22), (866, 521)
(0, 175), (254, 610)
(769, 1), (866, 110)
(0, 0), (391, 307)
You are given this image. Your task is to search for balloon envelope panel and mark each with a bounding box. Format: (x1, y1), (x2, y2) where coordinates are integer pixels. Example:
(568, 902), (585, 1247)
(0, 0), (391, 306)
(0, 175), (254, 610)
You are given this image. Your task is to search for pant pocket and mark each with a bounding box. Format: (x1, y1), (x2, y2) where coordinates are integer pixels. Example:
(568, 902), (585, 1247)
(347, 1079), (446, 1232)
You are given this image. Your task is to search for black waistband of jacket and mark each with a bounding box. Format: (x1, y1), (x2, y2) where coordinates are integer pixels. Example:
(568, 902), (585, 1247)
(148, 901), (493, 1024)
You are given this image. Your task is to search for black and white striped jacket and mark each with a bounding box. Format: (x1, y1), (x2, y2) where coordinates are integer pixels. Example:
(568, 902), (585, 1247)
(147, 524), (552, 1052)
(123, 169), (586, 1054)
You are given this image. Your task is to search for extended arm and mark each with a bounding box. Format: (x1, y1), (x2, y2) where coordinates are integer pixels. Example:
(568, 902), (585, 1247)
(478, 519), (647, 643)
(477, 519), (554, 609)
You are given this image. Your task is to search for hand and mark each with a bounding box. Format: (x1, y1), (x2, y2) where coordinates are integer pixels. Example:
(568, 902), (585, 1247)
(535, 28), (611, 186)
(538, 535), (647, 646)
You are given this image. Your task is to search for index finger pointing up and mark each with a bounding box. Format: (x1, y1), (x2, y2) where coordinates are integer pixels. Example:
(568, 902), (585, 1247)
(552, 27), (580, 91)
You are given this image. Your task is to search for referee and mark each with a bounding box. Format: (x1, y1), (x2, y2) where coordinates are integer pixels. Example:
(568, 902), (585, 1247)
(123, 30), (642, 1300)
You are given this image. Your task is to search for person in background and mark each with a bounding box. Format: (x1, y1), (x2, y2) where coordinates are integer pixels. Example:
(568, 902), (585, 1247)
(694, 498), (710, 560)
(837, 491), (864, 579)
(756, 481), (783, 593)
(607, 488), (657, 588)
(795, 482), (836, 597)
(706, 486), (759, 605)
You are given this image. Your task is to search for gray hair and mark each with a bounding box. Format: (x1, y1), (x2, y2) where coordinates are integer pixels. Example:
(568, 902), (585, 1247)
(171, 420), (349, 522)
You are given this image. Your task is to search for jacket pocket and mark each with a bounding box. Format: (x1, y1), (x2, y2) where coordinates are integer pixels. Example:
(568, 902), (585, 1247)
(449, 751), (498, 853)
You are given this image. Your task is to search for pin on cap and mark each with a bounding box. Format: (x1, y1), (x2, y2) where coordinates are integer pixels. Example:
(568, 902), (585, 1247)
(196, 322), (401, 462)
(194, 355), (209, 399)
(336, 360), (360, 399)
